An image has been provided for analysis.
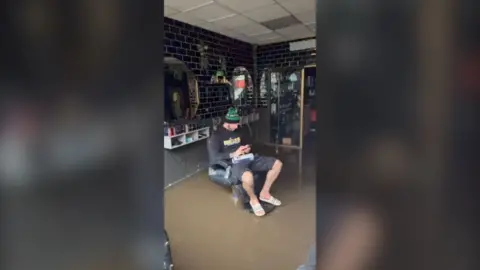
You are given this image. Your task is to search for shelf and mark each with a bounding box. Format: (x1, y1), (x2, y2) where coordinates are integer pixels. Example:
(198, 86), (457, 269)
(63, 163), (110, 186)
(164, 127), (210, 150)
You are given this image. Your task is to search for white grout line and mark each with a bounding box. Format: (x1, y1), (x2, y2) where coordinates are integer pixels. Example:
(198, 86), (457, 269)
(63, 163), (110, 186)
(207, 13), (236, 23)
(181, 1), (214, 13)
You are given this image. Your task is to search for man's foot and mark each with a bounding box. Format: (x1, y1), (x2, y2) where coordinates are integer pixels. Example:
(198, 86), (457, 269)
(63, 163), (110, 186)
(249, 200), (266, 216)
(259, 192), (282, 206)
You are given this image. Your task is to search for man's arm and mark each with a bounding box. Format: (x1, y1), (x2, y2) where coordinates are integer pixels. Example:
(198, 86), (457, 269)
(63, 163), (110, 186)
(207, 134), (234, 162)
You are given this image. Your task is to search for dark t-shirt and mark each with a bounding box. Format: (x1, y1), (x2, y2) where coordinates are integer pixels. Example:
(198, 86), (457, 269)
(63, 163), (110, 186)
(207, 126), (242, 164)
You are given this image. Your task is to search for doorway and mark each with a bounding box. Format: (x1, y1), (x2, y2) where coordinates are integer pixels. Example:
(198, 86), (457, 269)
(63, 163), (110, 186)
(261, 65), (316, 150)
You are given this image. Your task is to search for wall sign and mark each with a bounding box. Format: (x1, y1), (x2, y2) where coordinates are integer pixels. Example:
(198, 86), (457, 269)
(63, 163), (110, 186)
(289, 39), (316, 52)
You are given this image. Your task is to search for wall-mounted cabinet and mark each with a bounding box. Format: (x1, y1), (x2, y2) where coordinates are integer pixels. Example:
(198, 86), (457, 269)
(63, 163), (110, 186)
(164, 127), (210, 150)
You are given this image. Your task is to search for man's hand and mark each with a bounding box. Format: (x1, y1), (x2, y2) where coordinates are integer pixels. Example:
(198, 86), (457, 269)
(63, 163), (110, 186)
(231, 146), (246, 158)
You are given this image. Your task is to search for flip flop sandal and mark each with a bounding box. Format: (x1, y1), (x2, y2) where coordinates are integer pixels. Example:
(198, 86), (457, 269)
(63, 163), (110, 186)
(260, 196), (282, 206)
(249, 202), (266, 217)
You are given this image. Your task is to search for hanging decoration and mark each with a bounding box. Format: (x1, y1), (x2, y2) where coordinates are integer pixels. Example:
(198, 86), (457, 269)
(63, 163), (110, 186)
(197, 41), (209, 71)
(210, 55), (229, 84)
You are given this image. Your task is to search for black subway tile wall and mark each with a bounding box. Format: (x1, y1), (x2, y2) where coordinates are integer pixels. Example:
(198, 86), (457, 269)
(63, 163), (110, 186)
(164, 17), (254, 119)
(256, 38), (316, 107)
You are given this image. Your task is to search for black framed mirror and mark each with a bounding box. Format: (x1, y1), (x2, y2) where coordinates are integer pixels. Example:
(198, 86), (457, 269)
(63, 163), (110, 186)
(164, 57), (199, 122)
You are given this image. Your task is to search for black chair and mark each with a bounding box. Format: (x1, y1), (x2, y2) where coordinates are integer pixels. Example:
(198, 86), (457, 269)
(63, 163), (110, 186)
(207, 138), (275, 214)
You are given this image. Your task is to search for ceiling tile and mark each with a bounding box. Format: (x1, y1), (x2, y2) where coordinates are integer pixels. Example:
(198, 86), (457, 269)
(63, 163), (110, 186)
(232, 23), (271, 36)
(255, 32), (282, 44)
(215, 0), (275, 13)
(243, 4), (290, 23)
(287, 31), (314, 40)
(211, 14), (252, 29)
(255, 31), (282, 41)
(279, 0), (316, 15)
(200, 23), (231, 36)
(228, 31), (248, 39)
(307, 23), (316, 32)
(258, 36), (288, 45)
(276, 24), (314, 39)
(164, 0), (213, 12)
(165, 6), (180, 17)
(245, 37), (259, 44)
(256, 39), (276, 45)
(170, 12), (208, 26)
(232, 33), (256, 43)
(187, 3), (235, 21)
(223, 32), (241, 40)
(294, 11), (315, 24)
(279, 37), (301, 43)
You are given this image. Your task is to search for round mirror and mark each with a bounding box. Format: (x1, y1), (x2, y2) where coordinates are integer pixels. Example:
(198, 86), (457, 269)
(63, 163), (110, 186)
(231, 66), (253, 106)
(164, 57), (199, 121)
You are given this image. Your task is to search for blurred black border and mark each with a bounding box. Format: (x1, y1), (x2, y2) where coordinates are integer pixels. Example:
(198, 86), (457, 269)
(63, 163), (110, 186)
(1, 1), (165, 269)
(315, 1), (478, 270)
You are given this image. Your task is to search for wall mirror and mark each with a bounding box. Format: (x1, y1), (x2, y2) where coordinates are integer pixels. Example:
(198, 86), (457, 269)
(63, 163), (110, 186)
(164, 57), (199, 122)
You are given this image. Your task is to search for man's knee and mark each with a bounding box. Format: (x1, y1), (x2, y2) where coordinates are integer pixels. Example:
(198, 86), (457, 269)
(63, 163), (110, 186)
(241, 171), (254, 186)
(273, 159), (283, 170)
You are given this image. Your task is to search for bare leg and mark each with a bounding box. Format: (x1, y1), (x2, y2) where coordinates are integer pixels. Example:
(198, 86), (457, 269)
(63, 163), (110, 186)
(260, 160), (283, 198)
(241, 171), (259, 204)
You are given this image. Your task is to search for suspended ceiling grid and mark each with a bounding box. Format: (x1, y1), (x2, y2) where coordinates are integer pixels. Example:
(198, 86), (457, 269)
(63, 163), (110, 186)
(164, 0), (316, 45)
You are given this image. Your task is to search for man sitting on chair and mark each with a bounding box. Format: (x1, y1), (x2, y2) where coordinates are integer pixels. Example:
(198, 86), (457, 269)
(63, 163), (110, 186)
(207, 107), (283, 216)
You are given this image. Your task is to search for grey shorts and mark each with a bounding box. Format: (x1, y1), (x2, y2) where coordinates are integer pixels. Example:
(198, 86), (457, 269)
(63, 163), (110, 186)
(231, 155), (277, 184)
